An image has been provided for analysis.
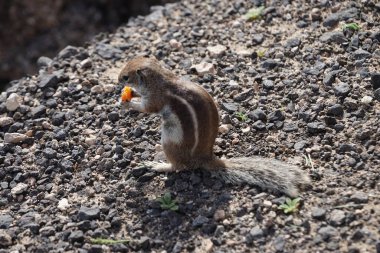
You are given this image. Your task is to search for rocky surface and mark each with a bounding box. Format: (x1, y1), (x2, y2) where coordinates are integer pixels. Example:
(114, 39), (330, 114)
(0, 0), (379, 252)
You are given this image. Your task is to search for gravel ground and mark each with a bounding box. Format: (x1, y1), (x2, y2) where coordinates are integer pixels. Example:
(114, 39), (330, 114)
(0, 0), (379, 252)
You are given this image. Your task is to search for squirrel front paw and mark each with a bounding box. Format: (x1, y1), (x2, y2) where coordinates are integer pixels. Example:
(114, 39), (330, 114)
(118, 100), (130, 114)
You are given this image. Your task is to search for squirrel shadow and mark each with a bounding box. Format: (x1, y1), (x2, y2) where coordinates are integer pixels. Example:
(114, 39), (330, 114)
(117, 168), (284, 251)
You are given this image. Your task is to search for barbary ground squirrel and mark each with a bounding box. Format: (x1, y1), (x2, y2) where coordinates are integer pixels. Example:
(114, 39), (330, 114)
(118, 56), (310, 197)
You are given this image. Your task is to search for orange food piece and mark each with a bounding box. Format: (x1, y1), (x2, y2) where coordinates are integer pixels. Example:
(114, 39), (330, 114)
(121, 86), (133, 102)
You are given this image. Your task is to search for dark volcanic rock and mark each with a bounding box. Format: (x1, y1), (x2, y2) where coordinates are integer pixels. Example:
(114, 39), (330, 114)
(318, 226), (339, 241)
(252, 120), (266, 130)
(234, 88), (254, 102)
(0, 230), (12, 247)
(333, 82), (351, 97)
(261, 59), (281, 69)
(323, 70), (343, 86)
(68, 230), (84, 243)
(78, 206), (101, 221)
(268, 110), (285, 122)
(248, 109), (267, 121)
(323, 8), (358, 28)
(0, 214), (14, 229)
(0, 1), (379, 252)
(353, 49), (371, 60)
(326, 104), (344, 117)
(286, 38), (301, 48)
(31, 105), (47, 118)
(374, 88), (380, 101)
(350, 192), (368, 204)
(95, 43), (123, 59)
(320, 32), (347, 43)
(329, 210), (346, 226)
(252, 34), (264, 45)
(282, 122), (298, 132)
(38, 74), (59, 88)
(312, 207), (326, 220)
(371, 73), (380, 90)
(221, 102), (238, 113)
(51, 112), (66, 126)
(108, 111), (120, 122)
(192, 215), (209, 228)
(307, 122), (326, 134)
(58, 45), (80, 59)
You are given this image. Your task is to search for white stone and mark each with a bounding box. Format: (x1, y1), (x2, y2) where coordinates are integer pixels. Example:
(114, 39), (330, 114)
(5, 93), (22, 111)
(93, 105), (103, 115)
(91, 85), (104, 94)
(232, 20), (241, 27)
(58, 198), (70, 211)
(233, 45), (252, 56)
(268, 210), (277, 218)
(85, 135), (97, 146)
(232, 138), (239, 145)
(193, 62), (216, 75)
(213, 209), (225, 221)
(263, 200), (272, 207)
(103, 84), (115, 93)
(361, 95), (373, 104)
(195, 238), (213, 253)
(0, 92), (7, 102)
(0, 117), (14, 127)
(218, 124), (231, 134)
(42, 121), (53, 130)
(11, 183), (28, 195)
(169, 39), (182, 49)
(83, 129), (96, 135)
(155, 144), (163, 152)
(4, 133), (28, 144)
(80, 58), (92, 68)
(242, 126), (251, 133)
(207, 44), (227, 57)
(229, 80), (239, 86)
(44, 193), (56, 201)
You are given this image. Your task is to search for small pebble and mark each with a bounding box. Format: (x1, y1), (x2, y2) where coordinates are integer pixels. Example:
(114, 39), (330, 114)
(5, 93), (22, 111)
(11, 183), (28, 195)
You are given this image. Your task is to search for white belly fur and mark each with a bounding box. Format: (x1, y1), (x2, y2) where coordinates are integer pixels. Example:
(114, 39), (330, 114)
(160, 105), (183, 145)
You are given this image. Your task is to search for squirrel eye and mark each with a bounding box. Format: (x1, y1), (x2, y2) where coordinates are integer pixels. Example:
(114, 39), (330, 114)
(122, 75), (129, 82)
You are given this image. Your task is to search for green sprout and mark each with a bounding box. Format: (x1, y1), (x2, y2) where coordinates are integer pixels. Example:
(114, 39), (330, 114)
(303, 153), (315, 170)
(244, 6), (265, 21)
(257, 49), (266, 58)
(235, 112), (248, 122)
(90, 238), (129, 245)
(279, 198), (301, 214)
(342, 23), (359, 31)
(157, 193), (179, 211)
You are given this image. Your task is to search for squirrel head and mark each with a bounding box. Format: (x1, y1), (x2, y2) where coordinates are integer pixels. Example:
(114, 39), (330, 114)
(118, 56), (175, 97)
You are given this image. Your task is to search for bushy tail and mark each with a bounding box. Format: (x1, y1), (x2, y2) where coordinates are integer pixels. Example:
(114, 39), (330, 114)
(208, 157), (310, 197)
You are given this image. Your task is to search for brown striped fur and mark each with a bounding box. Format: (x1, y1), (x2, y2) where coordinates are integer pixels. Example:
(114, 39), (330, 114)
(118, 56), (310, 197)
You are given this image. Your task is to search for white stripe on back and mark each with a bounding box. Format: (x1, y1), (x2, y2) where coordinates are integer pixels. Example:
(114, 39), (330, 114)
(168, 93), (199, 155)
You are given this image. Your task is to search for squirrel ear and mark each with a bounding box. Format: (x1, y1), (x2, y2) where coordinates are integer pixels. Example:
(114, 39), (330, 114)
(136, 68), (149, 77)
(136, 69), (145, 86)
